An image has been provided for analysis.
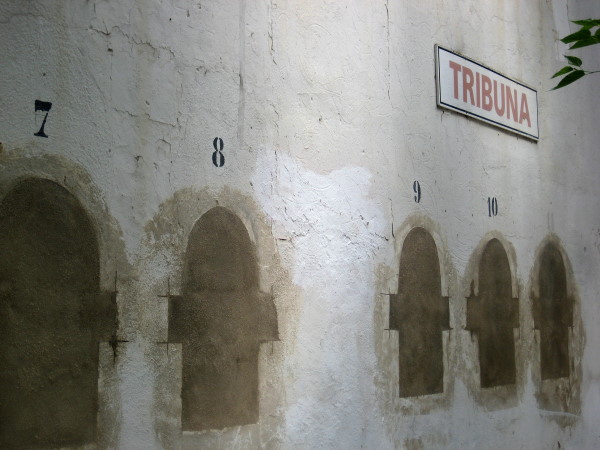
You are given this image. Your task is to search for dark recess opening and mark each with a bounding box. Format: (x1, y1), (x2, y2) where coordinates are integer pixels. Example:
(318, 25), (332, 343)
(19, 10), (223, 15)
(467, 238), (518, 388)
(0, 178), (116, 448)
(389, 227), (449, 397)
(534, 243), (572, 380)
(169, 206), (278, 431)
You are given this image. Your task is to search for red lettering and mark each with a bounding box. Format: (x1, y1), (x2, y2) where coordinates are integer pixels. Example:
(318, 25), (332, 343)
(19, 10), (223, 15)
(449, 61), (462, 100)
(519, 93), (531, 127)
(481, 75), (492, 111)
(494, 81), (505, 117)
(506, 86), (518, 122)
(476, 72), (481, 107)
(463, 67), (475, 106)
(447, 60), (533, 130)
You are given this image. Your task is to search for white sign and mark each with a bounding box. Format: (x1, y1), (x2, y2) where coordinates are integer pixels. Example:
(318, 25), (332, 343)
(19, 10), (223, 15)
(435, 45), (539, 141)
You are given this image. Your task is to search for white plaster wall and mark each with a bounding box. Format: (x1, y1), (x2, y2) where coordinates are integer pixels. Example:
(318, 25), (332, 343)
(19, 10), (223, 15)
(1, 0), (599, 448)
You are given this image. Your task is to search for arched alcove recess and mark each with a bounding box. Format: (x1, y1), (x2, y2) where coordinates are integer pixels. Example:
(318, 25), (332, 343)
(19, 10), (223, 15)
(168, 206), (278, 431)
(0, 178), (117, 448)
(533, 243), (572, 380)
(389, 227), (449, 397)
(466, 238), (519, 388)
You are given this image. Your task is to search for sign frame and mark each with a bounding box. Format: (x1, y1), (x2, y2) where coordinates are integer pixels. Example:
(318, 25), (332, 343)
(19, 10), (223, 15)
(435, 44), (539, 141)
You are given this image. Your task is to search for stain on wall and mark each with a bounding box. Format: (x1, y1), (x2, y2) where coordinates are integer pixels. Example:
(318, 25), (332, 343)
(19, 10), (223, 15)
(533, 243), (572, 380)
(0, 178), (117, 448)
(389, 227), (449, 397)
(466, 238), (518, 388)
(168, 206), (278, 431)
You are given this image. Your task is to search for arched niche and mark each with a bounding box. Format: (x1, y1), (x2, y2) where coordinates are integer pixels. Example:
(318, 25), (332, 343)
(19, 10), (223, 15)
(0, 178), (116, 448)
(533, 243), (572, 380)
(466, 238), (518, 388)
(168, 206), (278, 431)
(389, 227), (449, 397)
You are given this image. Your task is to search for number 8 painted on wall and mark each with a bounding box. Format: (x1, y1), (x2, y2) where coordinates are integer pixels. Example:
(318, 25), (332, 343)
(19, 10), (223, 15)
(212, 137), (225, 168)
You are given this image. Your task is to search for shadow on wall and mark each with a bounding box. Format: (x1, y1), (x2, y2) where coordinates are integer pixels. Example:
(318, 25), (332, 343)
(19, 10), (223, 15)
(168, 206), (278, 431)
(0, 178), (117, 448)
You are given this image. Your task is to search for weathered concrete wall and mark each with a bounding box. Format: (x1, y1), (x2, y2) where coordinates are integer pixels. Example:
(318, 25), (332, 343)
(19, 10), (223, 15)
(1, 0), (599, 448)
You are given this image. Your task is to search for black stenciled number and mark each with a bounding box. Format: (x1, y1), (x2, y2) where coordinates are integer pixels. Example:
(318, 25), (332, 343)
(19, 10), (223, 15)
(34, 100), (52, 138)
(212, 137), (225, 167)
(413, 181), (421, 203)
(487, 197), (498, 217)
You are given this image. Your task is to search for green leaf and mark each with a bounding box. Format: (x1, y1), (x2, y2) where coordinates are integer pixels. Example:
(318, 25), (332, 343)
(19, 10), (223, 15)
(552, 66), (574, 78)
(565, 55), (583, 66)
(552, 69), (586, 90)
(569, 35), (600, 49)
(561, 28), (591, 43)
(572, 19), (600, 28)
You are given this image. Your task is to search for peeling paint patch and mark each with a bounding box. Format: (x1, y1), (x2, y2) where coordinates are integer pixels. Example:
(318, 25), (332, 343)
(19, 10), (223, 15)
(252, 150), (389, 447)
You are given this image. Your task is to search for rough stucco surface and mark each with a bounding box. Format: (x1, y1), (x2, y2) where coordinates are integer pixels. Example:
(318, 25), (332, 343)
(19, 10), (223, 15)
(0, 0), (600, 448)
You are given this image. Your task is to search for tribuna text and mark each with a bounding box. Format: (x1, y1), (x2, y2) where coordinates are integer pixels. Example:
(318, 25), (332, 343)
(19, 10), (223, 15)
(448, 61), (531, 128)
